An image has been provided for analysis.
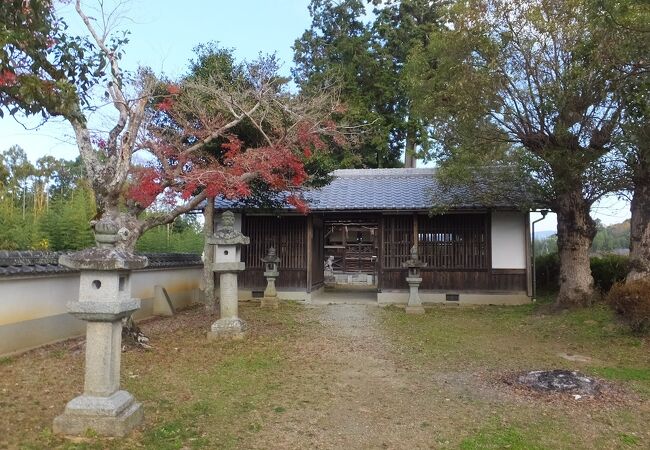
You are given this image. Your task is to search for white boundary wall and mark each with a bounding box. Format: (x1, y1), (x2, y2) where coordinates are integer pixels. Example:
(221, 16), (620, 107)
(0, 266), (202, 356)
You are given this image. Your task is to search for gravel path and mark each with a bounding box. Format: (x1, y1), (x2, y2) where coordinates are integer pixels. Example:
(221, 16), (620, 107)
(247, 304), (453, 449)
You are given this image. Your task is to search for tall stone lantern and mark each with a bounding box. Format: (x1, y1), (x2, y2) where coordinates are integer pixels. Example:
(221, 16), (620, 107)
(53, 218), (147, 437)
(402, 245), (427, 314)
(207, 211), (250, 339)
(260, 246), (280, 309)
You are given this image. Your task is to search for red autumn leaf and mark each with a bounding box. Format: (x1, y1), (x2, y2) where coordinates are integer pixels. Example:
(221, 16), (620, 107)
(0, 70), (18, 87)
(126, 167), (163, 208)
(157, 98), (173, 112)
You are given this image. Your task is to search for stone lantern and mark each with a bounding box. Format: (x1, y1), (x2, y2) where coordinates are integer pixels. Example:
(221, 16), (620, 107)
(402, 244), (427, 314)
(206, 211), (250, 339)
(260, 246), (280, 308)
(53, 218), (147, 437)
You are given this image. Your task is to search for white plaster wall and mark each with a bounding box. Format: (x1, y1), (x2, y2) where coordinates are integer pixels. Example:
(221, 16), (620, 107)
(0, 274), (80, 326)
(491, 211), (527, 269)
(0, 266), (202, 356)
(130, 268), (201, 303)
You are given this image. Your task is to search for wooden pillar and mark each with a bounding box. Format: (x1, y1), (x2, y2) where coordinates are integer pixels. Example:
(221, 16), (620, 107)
(342, 224), (347, 273)
(413, 213), (419, 248)
(378, 214), (384, 292)
(306, 215), (313, 293)
(525, 211), (533, 297)
(486, 210), (493, 274)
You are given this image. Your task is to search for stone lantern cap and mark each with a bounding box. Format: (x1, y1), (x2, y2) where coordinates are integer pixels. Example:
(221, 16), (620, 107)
(59, 248), (148, 271)
(206, 211), (250, 246)
(59, 217), (148, 271)
(261, 246), (281, 264)
(402, 245), (427, 269)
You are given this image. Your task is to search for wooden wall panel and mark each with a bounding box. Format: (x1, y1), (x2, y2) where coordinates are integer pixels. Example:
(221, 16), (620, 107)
(382, 216), (413, 269)
(382, 268), (526, 292)
(417, 214), (488, 270)
(241, 215), (307, 289)
(311, 216), (324, 288)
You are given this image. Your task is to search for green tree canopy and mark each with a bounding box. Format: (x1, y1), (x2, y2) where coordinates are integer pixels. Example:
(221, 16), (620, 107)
(406, 0), (643, 307)
(293, 0), (443, 168)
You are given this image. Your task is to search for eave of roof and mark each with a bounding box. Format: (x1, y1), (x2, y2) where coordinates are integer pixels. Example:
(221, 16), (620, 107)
(213, 167), (534, 212)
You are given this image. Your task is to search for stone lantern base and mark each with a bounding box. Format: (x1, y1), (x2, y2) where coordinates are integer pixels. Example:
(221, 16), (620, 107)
(261, 270), (279, 309)
(53, 390), (143, 437)
(260, 296), (279, 309)
(405, 305), (425, 314)
(207, 317), (248, 340)
(405, 276), (425, 315)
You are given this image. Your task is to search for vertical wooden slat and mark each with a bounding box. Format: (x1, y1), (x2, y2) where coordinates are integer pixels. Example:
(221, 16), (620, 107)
(413, 213), (419, 251)
(378, 214), (384, 292)
(416, 213), (488, 270)
(306, 215), (313, 292)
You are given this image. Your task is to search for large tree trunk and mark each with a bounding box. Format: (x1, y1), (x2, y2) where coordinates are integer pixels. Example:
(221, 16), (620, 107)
(202, 197), (217, 312)
(628, 163), (650, 281)
(555, 189), (597, 308)
(404, 123), (417, 168)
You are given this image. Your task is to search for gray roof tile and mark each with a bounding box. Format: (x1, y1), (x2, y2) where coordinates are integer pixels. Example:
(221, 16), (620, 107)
(0, 251), (202, 277)
(305, 168), (440, 210)
(215, 168), (529, 211)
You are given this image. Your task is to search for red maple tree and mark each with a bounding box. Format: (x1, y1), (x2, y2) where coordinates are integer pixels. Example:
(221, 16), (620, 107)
(1, 1), (349, 251)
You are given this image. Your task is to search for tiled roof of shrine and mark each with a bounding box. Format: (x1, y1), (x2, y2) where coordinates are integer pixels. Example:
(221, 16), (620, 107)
(215, 167), (533, 212)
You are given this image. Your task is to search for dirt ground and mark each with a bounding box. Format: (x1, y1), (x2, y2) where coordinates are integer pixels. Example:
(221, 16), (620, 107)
(246, 303), (459, 449)
(1, 302), (648, 449)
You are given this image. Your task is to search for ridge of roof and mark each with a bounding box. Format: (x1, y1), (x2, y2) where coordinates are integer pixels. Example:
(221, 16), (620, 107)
(331, 168), (436, 177)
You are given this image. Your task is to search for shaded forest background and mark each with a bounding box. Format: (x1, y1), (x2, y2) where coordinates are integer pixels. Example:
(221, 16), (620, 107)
(0, 145), (203, 254)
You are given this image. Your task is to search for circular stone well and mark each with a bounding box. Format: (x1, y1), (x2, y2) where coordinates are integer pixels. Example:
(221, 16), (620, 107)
(516, 369), (599, 395)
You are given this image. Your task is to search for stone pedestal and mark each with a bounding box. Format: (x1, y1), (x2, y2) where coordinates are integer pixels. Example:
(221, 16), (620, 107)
(405, 276), (425, 314)
(260, 247), (280, 309)
(208, 271), (247, 339)
(53, 218), (146, 437)
(207, 211), (250, 340)
(53, 390), (143, 437)
(402, 245), (427, 315)
(261, 270), (279, 308)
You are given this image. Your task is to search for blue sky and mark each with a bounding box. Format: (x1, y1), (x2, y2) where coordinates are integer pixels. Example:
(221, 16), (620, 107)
(0, 0), (313, 163)
(0, 0), (630, 231)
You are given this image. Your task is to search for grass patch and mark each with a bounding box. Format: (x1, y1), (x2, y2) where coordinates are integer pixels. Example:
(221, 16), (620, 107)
(591, 367), (650, 382)
(0, 355), (13, 365)
(619, 433), (641, 447)
(381, 303), (648, 372)
(460, 425), (544, 450)
(380, 302), (650, 448)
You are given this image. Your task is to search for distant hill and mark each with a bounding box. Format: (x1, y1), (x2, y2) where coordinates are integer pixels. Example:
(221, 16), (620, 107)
(592, 219), (629, 253)
(534, 230), (556, 240)
(534, 219), (630, 256)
